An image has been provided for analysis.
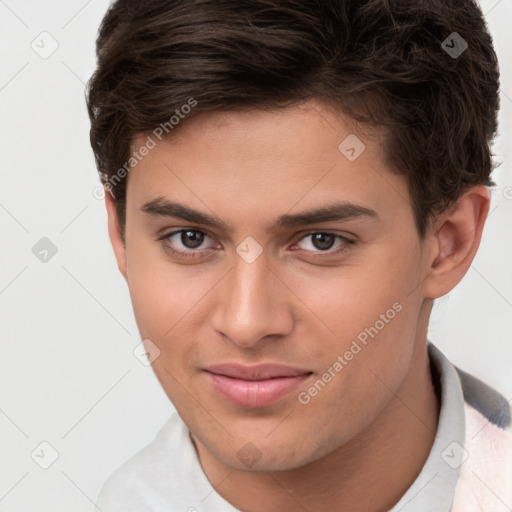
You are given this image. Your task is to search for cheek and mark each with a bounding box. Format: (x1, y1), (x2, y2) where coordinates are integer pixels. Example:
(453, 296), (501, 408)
(126, 238), (200, 334)
(300, 255), (418, 352)
(126, 258), (206, 403)
(296, 246), (422, 408)
(125, 248), (225, 375)
(292, 299), (418, 451)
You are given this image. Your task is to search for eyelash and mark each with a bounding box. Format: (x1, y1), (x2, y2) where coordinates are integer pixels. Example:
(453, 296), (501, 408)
(158, 229), (355, 260)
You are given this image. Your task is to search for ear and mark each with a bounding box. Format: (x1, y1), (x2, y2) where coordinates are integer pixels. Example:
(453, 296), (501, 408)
(422, 185), (490, 299)
(104, 190), (128, 280)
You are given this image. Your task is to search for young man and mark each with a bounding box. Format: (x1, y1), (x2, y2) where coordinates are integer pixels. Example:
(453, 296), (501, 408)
(87, 1), (511, 510)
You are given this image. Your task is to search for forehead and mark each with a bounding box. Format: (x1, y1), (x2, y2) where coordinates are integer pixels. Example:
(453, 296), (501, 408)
(125, 100), (411, 228)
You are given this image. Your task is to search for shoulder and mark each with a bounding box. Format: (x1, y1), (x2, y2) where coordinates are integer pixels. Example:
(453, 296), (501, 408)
(94, 411), (239, 512)
(452, 367), (512, 512)
(94, 412), (187, 512)
(455, 366), (511, 430)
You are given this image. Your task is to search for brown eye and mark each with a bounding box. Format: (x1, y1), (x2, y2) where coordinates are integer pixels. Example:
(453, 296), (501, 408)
(310, 233), (336, 251)
(292, 232), (355, 258)
(159, 228), (219, 260)
(180, 230), (205, 249)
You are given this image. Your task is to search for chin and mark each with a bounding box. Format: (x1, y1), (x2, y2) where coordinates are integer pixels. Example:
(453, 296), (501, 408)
(212, 434), (328, 473)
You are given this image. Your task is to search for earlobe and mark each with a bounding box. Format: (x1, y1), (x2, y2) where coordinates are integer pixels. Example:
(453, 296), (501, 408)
(104, 190), (128, 280)
(422, 186), (490, 299)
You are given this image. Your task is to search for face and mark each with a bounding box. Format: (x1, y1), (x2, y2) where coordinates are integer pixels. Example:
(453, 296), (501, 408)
(113, 100), (431, 472)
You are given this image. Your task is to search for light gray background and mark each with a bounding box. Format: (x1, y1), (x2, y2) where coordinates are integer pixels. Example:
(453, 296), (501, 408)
(0, 1), (510, 510)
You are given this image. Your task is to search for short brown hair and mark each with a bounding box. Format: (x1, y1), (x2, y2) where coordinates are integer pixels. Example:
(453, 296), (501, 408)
(86, 0), (500, 238)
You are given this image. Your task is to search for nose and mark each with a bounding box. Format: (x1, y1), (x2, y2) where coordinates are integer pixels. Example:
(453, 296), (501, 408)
(211, 251), (294, 348)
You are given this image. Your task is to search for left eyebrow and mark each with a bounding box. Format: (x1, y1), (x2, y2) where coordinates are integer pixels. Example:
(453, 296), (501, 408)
(271, 202), (379, 230)
(141, 197), (378, 232)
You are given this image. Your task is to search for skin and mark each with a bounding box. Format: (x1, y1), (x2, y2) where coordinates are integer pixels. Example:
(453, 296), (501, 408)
(105, 100), (489, 512)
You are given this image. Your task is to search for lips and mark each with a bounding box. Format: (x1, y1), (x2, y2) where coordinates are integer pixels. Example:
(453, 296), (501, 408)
(204, 363), (312, 408)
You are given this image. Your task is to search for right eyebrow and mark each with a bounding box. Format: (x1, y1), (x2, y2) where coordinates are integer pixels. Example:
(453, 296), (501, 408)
(141, 198), (230, 231)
